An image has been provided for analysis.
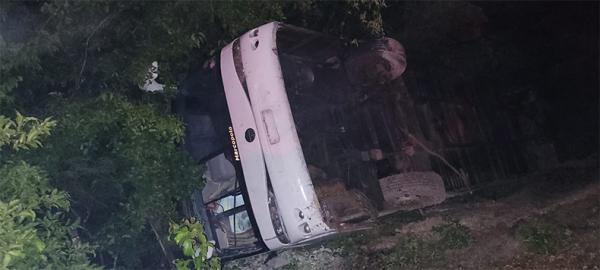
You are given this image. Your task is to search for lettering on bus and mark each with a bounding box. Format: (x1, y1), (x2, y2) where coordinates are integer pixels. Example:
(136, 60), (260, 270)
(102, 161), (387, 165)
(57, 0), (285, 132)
(228, 126), (240, 161)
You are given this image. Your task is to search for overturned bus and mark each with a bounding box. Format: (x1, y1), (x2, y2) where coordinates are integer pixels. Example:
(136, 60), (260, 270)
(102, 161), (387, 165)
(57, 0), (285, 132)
(174, 22), (448, 260)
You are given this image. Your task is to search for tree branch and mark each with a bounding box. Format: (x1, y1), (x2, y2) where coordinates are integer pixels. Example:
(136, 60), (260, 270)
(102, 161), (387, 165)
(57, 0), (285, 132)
(76, 13), (116, 90)
(149, 219), (176, 269)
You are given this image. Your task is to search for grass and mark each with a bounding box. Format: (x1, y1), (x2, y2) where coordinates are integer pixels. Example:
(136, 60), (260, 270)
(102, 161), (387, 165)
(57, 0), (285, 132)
(378, 210), (425, 236)
(324, 231), (370, 255)
(383, 235), (442, 269)
(277, 258), (299, 270)
(321, 217), (474, 269)
(432, 219), (472, 249)
(382, 220), (473, 269)
(516, 220), (564, 254)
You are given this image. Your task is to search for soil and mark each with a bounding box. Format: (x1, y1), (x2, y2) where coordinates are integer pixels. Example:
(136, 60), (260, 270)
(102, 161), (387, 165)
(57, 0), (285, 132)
(224, 159), (599, 270)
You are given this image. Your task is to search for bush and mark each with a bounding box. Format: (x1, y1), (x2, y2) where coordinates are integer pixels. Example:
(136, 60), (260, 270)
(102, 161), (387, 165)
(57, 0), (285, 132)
(0, 115), (99, 269)
(169, 218), (220, 270)
(25, 95), (202, 268)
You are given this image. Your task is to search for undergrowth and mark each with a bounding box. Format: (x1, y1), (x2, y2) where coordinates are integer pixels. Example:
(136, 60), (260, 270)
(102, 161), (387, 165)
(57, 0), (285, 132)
(383, 235), (442, 269)
(516, 220), (564, 254)
(382, 220), (472, 269)
(324, 231), (370, 255)
(323, 218), (473, 269)
(432, 219), (472, 249)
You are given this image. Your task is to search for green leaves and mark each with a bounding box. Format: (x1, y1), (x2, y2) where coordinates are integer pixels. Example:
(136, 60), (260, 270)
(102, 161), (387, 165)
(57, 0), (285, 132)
(182, 239), (194, 257)
(32, 239), (46, 252)
(2, 0), (383, 102)
(0, 164), (99, 270)
(349, 0), (386, 36)
(169, 218), (220, 270)
(26, 94), (202, 268)
(0, 112), (56, 151)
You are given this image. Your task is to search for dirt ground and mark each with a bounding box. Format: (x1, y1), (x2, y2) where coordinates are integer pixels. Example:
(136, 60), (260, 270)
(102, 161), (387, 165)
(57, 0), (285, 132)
(225, 159), (599, 270)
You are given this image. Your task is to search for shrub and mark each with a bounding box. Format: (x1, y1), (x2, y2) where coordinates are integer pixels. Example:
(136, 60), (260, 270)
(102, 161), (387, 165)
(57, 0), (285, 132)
(170, 218), (220, 270)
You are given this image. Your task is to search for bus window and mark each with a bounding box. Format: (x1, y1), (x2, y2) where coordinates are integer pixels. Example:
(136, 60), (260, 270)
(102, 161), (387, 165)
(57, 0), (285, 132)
(206, 193), (260, 253)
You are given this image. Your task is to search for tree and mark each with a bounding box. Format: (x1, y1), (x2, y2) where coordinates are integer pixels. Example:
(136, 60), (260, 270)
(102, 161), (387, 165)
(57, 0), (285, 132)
(0, 114), (99, 269)
(19, 94), (202, 268)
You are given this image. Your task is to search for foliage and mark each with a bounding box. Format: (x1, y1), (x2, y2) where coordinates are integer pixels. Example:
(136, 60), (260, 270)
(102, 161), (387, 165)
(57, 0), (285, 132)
(0, 115), (98, 269)
(0, 163), (99, 270)
(169, 218), (220, 270)
(0, 112), (56, 151)
(2, 0), (386, 106)
(1, 1), (291, 102)
(348, 0), (386, 36)
(516, 220), (564, 254)
(432, 220), (471, 250)
(22, 94), (202, 268)
(281, 0), (385, 39)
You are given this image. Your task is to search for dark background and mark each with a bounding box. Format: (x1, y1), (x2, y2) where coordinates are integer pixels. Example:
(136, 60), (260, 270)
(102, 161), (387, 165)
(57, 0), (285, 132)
(479, 2), (598, 160)
(375, 1), (598, 161)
